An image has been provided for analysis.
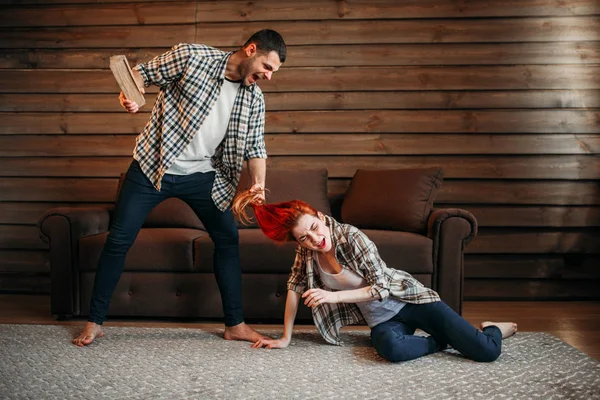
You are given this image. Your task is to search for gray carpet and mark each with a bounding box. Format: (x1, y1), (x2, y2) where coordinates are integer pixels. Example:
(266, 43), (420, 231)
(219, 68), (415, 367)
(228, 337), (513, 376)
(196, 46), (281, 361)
(1, 325), (599, 400)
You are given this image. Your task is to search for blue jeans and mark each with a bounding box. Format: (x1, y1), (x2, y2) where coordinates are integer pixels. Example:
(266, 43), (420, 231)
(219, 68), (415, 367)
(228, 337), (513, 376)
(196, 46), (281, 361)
(89, 160), (243, 327)
(371, 300), (502, 362)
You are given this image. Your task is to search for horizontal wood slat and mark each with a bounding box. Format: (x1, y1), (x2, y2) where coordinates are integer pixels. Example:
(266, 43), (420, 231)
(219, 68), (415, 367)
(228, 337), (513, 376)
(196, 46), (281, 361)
(1, 1), (599, 25)
(2, 42), (599, 69)
(467, 229), (600, 254)
(0, 250), (49, 273)
(2, 178), (599, 205)
(2, 134), (598, 157)
(2, 155), (599, 180)
(464, 279), (600, 299)
(464, 255), (600, 279)
(2, 91), (600, 112)
(1, 18), (599, 48)
(464, 206), (600, 228)
(0, 202), (111, 224)
(2, 66), (599, 93)
(3, 201), (598, 228)
(1, 111), (598, 134)
(0, 226), (47, 250)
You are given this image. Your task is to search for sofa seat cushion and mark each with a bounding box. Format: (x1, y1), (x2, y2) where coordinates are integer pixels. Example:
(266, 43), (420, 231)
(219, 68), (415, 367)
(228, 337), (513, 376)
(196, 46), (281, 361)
(79, 228), (206, 272)
(362, 229), (433, 274)
(194, 229), (298, 273)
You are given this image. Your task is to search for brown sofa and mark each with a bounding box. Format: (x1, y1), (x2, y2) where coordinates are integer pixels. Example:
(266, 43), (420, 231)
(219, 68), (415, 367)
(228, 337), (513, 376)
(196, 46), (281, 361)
(39, 167), (477, 322)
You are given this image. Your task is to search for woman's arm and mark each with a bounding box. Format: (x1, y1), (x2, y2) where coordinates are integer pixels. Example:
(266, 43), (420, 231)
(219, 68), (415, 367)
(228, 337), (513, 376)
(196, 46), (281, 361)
(252, 290), (300, 349)
(303, 286), (380, 308)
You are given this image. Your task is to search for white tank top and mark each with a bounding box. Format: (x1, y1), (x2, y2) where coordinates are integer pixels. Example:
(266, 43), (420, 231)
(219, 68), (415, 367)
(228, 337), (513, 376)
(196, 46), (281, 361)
(314, 253), (405, 327)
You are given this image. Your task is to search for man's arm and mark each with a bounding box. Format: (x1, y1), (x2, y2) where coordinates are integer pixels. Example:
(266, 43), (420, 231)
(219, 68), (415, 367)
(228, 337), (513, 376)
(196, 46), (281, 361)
(247, 158), (266, 200)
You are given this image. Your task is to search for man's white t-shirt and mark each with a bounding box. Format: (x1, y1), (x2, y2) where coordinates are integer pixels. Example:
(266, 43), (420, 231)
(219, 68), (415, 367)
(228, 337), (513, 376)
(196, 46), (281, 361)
(166, 78), (241, 175)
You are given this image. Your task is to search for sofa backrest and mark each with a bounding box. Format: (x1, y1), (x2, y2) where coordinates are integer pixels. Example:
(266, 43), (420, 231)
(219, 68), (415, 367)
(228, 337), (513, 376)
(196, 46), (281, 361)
(116, 168), (331, 230)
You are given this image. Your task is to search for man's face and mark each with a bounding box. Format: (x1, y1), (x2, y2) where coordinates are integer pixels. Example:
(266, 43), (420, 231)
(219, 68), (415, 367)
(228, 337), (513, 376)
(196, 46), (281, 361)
(291, 213), (333, 253)
(240, 46), (282, 86)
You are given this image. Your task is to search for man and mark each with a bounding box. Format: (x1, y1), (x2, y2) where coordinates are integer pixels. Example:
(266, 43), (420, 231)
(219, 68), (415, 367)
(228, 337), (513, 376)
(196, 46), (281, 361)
(73, 29), (286, 346)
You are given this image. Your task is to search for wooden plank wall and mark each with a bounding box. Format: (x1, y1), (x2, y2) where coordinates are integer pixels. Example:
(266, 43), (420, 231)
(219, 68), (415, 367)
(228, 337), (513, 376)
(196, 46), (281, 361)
(0, 0), (599, 299)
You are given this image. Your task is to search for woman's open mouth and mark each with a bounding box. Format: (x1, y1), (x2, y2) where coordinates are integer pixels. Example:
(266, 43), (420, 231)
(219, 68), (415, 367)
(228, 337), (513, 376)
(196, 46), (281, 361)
(317, 238), (326, 249)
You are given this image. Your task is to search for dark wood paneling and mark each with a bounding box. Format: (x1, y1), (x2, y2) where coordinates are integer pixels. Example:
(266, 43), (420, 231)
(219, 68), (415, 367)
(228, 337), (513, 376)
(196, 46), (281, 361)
(2, 134), (598, 157)
(467, 229), (600, 254)
(1, 18), (599, 48)
(328, 179), (600, 205)
(0, 250), (49, 273)
(0, 226), (48, 250)
(3, 42), (599, 69)
(2, 178), (598, 205)
(0, 202), (110, 224)
(1, 110), (598, 134)
(464, 255), (600, 279)
(1, 1), (599, 25)
(464, 279), (600, 299)
(2, 66), (599, 93)
(2, 91), (600, 112)
(2, 155), (598, 180)
(463, 206), (600, 228)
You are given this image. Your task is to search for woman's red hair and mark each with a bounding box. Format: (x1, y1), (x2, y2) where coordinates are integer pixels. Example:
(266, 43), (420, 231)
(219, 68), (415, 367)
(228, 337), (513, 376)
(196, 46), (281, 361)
(232, 189), (318, 242)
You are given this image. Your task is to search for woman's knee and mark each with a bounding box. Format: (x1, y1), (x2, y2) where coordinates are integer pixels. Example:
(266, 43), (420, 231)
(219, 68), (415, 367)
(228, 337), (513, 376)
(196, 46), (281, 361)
(371, 329), (413, 363)
(470, 345), (501, 362)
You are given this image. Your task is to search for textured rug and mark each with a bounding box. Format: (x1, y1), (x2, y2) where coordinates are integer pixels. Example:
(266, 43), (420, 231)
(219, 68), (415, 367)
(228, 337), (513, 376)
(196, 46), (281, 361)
(1, 325), (599, 400)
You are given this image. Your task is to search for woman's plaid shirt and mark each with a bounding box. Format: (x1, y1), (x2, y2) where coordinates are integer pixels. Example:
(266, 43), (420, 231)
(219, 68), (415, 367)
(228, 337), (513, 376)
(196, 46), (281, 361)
(133, 43), (267, 211)
(287, 216), (441, 345)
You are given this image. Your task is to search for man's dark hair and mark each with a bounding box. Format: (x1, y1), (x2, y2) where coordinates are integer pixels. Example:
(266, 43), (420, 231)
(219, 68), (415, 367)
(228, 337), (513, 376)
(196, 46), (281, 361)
(244, 29), (287, 63)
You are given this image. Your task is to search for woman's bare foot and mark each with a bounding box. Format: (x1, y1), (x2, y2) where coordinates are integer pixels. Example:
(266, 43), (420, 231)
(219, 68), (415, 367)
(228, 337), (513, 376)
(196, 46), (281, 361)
(223, 322), (269, 342)
(72, 322), (104, 347)
(480, 321), (518, 339)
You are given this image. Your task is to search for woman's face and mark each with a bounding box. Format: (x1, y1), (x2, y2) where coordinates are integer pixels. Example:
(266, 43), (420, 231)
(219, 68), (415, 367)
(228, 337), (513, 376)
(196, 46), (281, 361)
(291, 213), (333, 253)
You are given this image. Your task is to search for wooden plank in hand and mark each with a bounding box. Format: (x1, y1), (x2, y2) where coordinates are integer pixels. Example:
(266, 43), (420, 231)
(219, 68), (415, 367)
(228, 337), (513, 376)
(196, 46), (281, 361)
(109, 55), (145, 106)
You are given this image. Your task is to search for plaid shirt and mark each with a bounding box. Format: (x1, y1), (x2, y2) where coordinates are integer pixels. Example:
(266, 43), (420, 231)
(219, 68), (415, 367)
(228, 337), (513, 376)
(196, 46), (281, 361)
(287, 216), (441, 345)
(133, 43), (267, 211)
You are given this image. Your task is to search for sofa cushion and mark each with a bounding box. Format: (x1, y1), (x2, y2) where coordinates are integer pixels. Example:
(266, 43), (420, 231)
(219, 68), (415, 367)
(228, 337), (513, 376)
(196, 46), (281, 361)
(79, 228), (206, 272)
(235, 168), (331, 228)
(194, 229), (298, 273)
(341, 168), (444, 233)
(362, 229), (433, 274)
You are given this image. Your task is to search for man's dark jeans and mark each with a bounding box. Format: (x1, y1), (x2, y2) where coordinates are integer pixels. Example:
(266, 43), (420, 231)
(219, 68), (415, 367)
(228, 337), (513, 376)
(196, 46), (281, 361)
(89, 159), (243, 327)
(371, 300), (503, 362)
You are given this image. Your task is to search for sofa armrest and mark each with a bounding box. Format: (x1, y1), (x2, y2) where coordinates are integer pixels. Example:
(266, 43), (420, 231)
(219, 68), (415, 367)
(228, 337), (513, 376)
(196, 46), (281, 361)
(38, 207), (113, 316)
(426, 208), (478, 316)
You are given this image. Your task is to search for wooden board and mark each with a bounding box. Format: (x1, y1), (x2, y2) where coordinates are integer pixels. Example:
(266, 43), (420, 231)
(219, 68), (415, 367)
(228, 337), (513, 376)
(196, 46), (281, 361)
(109, 55), (145, 106)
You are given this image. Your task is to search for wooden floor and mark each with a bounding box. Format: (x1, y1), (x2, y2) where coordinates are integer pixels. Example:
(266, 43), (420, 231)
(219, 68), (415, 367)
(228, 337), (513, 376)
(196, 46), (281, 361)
(2, 295), (599, 361)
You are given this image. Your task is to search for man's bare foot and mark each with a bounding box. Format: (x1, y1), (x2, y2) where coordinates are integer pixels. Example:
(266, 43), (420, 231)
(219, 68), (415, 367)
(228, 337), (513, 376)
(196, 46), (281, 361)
(72, 321), (104, 347)
(480, 321), (518, 339)
(223, 322), (269, 342)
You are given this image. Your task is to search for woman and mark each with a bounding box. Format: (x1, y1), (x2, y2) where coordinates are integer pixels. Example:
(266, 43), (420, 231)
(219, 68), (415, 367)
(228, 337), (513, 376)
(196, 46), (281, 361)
(232, 190), (517, 362)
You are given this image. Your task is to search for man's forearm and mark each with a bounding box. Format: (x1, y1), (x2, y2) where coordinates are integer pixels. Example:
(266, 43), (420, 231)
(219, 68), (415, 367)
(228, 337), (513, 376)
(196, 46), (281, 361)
(247, 157), (266, 187)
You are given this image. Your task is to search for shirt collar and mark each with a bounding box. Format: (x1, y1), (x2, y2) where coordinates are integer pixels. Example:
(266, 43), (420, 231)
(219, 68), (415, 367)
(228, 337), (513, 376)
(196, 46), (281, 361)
(324, 215), (348, 248)
(212, 50), (256, 92)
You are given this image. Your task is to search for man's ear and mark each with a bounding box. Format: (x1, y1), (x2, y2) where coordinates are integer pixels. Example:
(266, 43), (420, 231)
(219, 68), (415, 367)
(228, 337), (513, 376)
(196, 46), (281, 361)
(244, 43), (257, 58)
